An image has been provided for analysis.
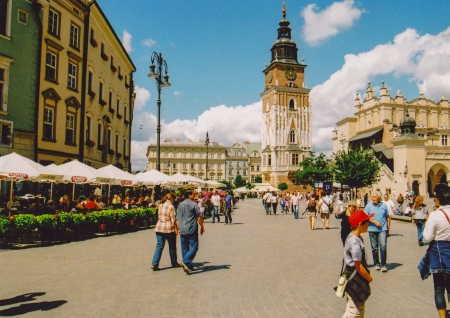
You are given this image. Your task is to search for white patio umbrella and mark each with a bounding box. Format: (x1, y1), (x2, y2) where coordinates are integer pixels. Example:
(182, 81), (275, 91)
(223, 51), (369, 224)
(204, 180), (226, 188)
(0, 152), (63, 214)
(170, 173), (203, 184)
(51, 160), (114, 200)
(234, 186), (248, 193)
(135, 169), (175, 185)
(97, 165), (139, 200)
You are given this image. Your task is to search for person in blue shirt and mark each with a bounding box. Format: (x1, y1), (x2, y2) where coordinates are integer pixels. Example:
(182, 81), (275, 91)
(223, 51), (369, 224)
(224, 191), (233, 225)
(364, 191), (390, 273)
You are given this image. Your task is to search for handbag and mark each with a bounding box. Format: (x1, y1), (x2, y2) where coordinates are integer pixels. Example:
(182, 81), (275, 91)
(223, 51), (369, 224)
(344, 268), (371, 307)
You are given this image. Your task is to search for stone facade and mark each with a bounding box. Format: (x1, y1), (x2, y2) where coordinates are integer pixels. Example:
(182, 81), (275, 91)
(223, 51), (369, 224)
(225, 143), (249, 183)
(260, 6), (311, 191)
(333, 81), (450, 198)
(146, 139), (227, 181)
(0, 0), (40, 159)
(244, 142), (262, 183)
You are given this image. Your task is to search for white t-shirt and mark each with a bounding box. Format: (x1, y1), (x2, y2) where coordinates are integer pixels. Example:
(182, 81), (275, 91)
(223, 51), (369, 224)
(319, 196), (332, 213)
(211, 195), (221, 206)
(423, 206), (450, 242)
(383, 199), (396, 216)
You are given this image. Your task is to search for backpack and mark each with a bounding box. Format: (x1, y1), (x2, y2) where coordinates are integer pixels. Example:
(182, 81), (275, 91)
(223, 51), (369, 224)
(307, 199), (316, 212)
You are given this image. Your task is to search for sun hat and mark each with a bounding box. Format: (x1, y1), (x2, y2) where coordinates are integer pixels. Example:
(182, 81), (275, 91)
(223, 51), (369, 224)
(349, 210), (374, 227)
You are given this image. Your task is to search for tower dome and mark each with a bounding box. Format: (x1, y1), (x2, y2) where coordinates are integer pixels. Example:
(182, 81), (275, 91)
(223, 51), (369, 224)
(400, 108), (416, 134)
(270, 4), (299, 64)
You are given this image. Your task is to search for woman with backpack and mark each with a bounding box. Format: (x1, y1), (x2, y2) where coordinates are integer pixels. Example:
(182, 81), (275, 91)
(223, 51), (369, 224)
(306, 193), (317, 230)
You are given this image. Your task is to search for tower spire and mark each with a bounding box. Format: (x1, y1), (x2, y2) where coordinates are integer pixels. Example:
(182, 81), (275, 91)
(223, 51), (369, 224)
(282, 2), (286, 19)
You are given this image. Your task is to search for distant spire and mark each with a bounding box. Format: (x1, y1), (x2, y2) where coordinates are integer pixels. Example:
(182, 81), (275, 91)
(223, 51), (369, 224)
(282, 2), (286, 19)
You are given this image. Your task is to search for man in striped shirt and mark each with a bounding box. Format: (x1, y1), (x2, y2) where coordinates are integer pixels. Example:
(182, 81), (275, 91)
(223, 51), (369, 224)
(151, 193), (179, 271)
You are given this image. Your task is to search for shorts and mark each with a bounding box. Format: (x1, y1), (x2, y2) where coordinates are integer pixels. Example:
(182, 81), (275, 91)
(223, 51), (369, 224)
(321, 212), (330, 219)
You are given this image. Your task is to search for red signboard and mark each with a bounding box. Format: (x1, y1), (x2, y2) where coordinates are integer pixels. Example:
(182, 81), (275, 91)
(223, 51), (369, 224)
(120, 180), (133, 186)
(8, 173), (29, 179)
(71, 176), (88, 183)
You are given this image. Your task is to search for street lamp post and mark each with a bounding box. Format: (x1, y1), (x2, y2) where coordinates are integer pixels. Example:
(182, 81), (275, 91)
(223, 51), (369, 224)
(205, 132), (210, 180)
(148, 52), (171, 172)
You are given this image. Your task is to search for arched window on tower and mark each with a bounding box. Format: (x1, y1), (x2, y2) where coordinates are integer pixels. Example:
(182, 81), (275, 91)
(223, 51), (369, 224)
(289, 99), (295, 109)
(290, 130), (295, 144)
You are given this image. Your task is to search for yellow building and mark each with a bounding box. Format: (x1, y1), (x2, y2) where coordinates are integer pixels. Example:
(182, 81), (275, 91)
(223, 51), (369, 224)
(332, 81), (450, 198)
(36, 0), (87, 165)
(244, 142), (262, 183)
(82, 2), (135, 170)
(35, 0), (135, 170)
(146, 138), (227, 181)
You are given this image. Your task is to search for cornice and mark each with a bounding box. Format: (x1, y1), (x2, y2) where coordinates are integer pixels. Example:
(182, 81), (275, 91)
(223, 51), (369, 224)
(261, 85), (311, 97)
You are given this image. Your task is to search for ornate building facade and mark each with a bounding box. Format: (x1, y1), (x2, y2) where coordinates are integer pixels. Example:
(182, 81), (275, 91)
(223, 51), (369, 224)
(260, 6), (311, 190)
(332, 81), (450, 198)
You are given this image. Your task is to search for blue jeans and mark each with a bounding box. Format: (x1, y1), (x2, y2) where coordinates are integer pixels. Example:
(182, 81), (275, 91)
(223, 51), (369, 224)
(211, 206), (220, 223)
(152, 232), (178, 267)
(293, 204), (299, 219)
(265, 203), (271, 215)
(369, 231), (387, 266)
(415, 219), (426, 240)
(180, 231), (199, 270)
(225, 207), (232, 224)
(433, 273), (450, 310)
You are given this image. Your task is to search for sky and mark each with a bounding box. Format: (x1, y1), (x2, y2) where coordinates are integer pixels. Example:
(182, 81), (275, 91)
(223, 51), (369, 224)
(96, 0), (450, 171)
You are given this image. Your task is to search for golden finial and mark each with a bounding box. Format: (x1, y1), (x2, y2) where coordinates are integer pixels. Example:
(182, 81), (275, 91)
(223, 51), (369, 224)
(282, 2), (286, 19)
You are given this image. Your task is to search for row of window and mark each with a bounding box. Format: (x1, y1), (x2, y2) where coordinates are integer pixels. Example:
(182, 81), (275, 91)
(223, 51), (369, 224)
(162, 152), (224, 159)
(164, 163), (224, 170)
(263, 154), (299, 166)
(85, 117), (128, 158)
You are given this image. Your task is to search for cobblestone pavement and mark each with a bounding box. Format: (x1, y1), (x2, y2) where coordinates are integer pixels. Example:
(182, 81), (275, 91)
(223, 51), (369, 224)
(0, 198), (439, 317)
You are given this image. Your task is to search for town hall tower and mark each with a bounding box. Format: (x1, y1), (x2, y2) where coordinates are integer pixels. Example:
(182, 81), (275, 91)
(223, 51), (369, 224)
(260, 5), (312, 189)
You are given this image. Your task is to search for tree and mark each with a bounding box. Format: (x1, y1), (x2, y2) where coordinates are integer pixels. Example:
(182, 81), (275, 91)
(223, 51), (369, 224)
(332, 148), (381, 195)
(295, 152), (333, 186)
(245, 183), (255, 190)
(221, 180), (235, 192)
(278, 182), (288, 191)
(254, 175), (262, 183)
(234, 174), (246, 188)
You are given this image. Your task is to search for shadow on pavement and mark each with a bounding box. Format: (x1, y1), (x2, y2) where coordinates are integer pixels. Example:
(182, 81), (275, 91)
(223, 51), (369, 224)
(192, 264), (231, 274)
(0, 300), (67, 316)
(388, 234), (403, 237)
(387, 263), (403, 271)
(0, 293), (46, 307)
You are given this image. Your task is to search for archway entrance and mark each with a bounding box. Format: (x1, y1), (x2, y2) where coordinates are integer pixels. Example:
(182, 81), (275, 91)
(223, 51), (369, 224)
(428, 164), (449, 197)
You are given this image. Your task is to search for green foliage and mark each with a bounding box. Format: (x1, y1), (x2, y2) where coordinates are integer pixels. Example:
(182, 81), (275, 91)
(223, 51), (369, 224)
(234, 174), (246, 188)
(36, 214), (57, 231)
(0, 217), (11, 234)
(221, 181), (235, 191)
(57, 212), (71, 229)
(278, 182), (288, 191)
(101, 210), (117, 226)
(245, 183), (255, 190)
(332, 148), (381, 190)
(13, 214), (37, 234)
(86, 211), (103, 226)
(295, 152), (333, 186)
(254, 175), (262, 183)
(68, 213), (86, 231)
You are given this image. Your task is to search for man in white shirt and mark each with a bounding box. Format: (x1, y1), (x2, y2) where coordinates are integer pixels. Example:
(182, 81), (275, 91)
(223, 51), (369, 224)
(210, 190), (221, 223)
(383, 193), (396, 235)
(263, 191), (272, 215)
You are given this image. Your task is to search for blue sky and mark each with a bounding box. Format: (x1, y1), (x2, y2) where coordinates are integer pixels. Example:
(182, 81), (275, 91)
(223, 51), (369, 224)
(97, 0), (450, 171)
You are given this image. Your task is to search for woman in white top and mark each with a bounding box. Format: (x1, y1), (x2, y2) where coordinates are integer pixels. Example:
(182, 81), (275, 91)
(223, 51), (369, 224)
(411, 196), (428, 246)
(422, 184), (450, 318)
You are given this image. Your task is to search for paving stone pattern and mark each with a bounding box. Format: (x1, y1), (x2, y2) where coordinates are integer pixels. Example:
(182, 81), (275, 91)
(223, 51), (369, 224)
(0, 198), (438, 317)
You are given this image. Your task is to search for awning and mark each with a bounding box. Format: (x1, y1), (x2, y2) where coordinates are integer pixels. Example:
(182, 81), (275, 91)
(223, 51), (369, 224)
(348, 127), (383, 142)
(371, 143), (393, 159)
(286, 145), (301, 151)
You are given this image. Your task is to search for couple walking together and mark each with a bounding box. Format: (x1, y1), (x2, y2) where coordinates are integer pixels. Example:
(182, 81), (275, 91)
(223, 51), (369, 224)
(151, 190), (205, 275)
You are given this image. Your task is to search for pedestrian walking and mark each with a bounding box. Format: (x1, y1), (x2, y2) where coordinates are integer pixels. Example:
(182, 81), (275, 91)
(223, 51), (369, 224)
(419, 183), (450, 318)
(210, 190), (221, 223)
(397, 193), (404, 212)
(318, 190), (333, 229)
(412, 196), (428, 246)
(336, 201), (357, 246)
(224, 191), (233, 224)
(342, 210), (374, 318)
(263, 191), (272, 215)
(365, 191), (389, 272)
(271, 191), (278, 215)
(382, 193), (396, 236)
(306, 193), (317, 230)
(291, 192), (300, 219)
(151, 193), (179, 271)
(175, 190), (205, 274)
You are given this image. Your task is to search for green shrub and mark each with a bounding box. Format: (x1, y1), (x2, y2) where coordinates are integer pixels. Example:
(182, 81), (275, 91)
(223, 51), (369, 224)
(57, 212), (71, 229)
(0, 216), (11, 234)
(68, 213), (86, 231)
(86, 211), (103, 226)
(13, 214), (37, 234)
(36, 214), (57, 231)
(101, 210), (117, 226)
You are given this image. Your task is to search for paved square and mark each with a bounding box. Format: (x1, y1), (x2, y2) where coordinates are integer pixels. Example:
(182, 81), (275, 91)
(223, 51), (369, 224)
(0, 199), (437, 317)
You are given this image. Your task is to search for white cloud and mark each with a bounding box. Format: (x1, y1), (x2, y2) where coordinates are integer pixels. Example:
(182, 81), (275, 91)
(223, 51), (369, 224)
(122, 30), (133, 53)
(142, 38), (157, 47)
(173, 91), (184, 98)
(310, 26), (450, 155)
(302, 0), (364, 46)
(130, 102), (261, 171)
(133, 85), (151, 111)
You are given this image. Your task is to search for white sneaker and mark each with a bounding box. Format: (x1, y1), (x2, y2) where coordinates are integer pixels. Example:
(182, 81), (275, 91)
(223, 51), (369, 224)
(375, 264), (381, 270)
(381, 266), (388, 273)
